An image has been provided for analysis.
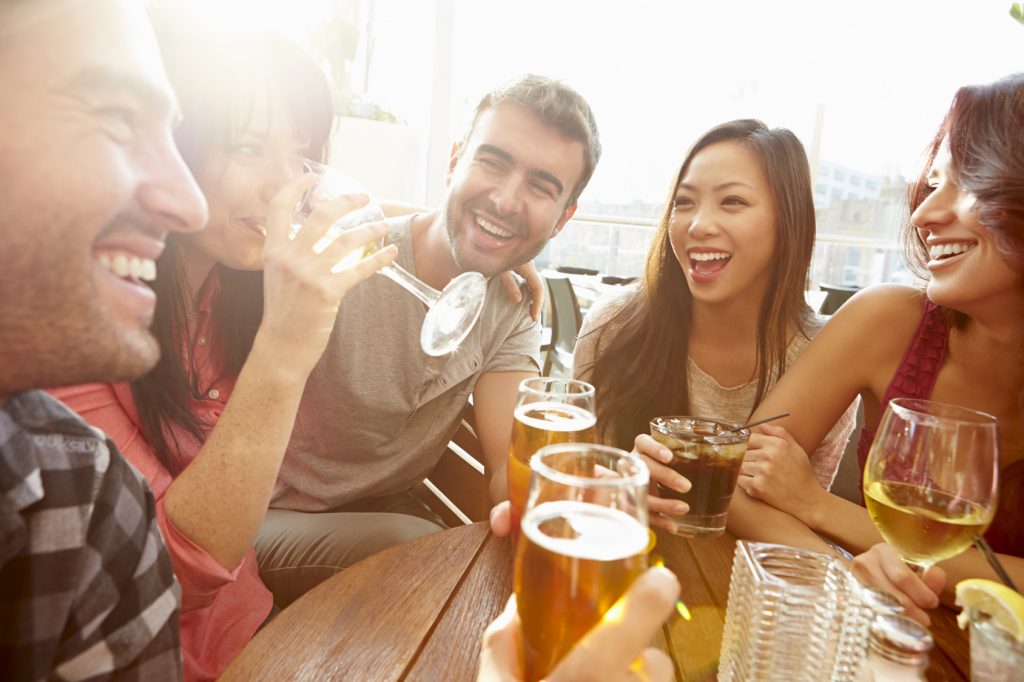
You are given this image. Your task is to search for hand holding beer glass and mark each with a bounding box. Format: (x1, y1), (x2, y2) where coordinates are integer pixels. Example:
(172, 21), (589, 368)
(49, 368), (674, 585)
(863, 398), (999, 573)
(507, 378), (597, 532)
(514, 443), (650, 681)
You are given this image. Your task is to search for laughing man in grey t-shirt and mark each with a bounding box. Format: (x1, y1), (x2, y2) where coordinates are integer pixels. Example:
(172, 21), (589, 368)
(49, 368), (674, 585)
(254, 74), (603, 606)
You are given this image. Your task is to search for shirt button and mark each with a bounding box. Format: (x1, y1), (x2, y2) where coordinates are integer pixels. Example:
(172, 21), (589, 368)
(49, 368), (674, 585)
(207, 389), (220, 400)
(198, 336), (207, 346)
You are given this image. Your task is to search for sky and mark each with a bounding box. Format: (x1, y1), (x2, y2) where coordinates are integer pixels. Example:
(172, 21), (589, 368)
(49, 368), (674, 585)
(175, 0), (1024, 209)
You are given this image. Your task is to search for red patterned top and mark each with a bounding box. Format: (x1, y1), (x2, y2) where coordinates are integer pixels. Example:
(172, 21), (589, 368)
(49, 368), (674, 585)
(856, 298), (1022, 557)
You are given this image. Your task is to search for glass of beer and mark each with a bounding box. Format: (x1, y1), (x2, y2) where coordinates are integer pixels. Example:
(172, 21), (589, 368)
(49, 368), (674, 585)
(515, 443), (650, 681)
(507, 378), (597, 533)
(863, 398), (998, 572)
(649, 416), (750, 537)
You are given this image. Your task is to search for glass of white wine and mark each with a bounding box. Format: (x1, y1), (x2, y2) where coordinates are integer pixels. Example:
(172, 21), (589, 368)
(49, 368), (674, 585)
(292, 158), (486, 357)
(863, 398), (999, 572)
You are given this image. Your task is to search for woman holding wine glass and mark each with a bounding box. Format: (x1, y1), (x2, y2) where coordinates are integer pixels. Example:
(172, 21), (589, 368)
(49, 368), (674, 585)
(45, 14), (412, 679)
(712, 73), (1024, 624)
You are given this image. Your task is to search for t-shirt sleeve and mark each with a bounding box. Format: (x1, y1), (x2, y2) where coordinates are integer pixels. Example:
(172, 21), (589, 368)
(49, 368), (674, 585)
(572, 287), (635, 382)
(49, 383), (243, 614)
(483, 291), (542, 375)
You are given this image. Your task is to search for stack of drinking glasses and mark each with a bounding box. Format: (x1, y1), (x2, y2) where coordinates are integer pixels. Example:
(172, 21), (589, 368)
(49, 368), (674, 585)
(718, 541), (872, 681)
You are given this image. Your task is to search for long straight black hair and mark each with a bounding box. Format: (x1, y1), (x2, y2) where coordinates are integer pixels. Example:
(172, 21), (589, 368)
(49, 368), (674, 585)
(582, 120), (816, 449)
(132, 12), (334, 473)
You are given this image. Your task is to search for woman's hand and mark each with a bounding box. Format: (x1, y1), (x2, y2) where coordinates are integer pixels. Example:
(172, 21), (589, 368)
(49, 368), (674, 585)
(478, 567), (680, 681)
(258, 173), (397, 374)
(736, 424), (825, 523)
(851, 543), (946, 626)
(500, 261), (544, 321)
(633, 434), (690, 533)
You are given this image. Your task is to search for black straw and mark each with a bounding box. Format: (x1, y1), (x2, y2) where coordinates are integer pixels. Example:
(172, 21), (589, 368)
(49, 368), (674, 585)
(721, 412), (791, 436)
(974, 536), (1019, 592)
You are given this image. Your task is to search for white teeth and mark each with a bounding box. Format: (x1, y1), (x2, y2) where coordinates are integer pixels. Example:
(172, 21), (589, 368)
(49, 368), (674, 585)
(113, 253), (129, 276)
(97, 252), (158, 282)
(476, 216), (513, 239)
(928, 242), (975, 260)
(691, 252), (730, 262)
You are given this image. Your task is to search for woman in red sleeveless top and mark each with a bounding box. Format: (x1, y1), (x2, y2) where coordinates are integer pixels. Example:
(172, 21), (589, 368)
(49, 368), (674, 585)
(641, 74), (1024, 625)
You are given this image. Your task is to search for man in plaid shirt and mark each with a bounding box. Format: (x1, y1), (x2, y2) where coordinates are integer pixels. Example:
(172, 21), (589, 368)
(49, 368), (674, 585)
(0, 0), (208, 679)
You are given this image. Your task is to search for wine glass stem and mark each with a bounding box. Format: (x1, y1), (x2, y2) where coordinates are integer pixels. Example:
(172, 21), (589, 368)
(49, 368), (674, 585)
(379, 264), (441, 307)
(906, 560), (933, 576)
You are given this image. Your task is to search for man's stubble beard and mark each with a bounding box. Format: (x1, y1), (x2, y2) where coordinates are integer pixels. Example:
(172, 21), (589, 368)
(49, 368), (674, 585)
(442, 199), (554, 279)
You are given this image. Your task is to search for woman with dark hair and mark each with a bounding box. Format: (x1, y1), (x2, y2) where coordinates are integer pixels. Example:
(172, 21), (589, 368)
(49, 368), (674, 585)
(705, 74), (1024, 624)
(47, 17), (399, 680)
(575, 119), (857, 530)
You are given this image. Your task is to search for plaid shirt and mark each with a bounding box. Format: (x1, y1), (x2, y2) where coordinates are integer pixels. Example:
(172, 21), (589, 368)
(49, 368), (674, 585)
(0, 391), (182, 681)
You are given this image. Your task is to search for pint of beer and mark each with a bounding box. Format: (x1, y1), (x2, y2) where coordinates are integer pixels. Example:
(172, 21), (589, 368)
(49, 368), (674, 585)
(514, 443), (649, 681)
(507, 378), (596, 533)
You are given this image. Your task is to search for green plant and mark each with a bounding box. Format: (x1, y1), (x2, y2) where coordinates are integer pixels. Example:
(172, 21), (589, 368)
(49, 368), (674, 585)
(1012, 2), (1024, 25)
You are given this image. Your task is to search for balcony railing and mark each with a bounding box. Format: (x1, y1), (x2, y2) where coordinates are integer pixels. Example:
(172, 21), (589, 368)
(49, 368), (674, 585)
(538, 213), (917, 290)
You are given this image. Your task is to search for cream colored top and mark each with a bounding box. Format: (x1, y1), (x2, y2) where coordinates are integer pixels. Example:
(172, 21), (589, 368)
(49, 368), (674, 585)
(573, 286), (858, 490)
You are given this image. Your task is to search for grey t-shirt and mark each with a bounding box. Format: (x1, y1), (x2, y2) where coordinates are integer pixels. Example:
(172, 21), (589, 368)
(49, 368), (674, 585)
(272, 215), (541, 511)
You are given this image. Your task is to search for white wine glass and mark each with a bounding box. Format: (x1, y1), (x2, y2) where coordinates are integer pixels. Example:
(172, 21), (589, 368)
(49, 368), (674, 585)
(293, 158), (487, 357)
(863, 398), (999, 573)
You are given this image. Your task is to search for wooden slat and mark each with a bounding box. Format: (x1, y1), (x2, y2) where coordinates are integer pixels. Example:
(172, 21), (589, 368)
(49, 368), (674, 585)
(425, 427), (489, 523)
(404, 533), (515, 681)
(221, 523), (491, 681)
(654, 530), (729, 681)
(416, 402), (490, 524)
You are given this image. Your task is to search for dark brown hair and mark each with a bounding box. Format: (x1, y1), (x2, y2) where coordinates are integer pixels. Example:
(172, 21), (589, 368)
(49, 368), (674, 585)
(582, 119), (816, 449)
(459, 73), (601, 205)
(901, 73), (1024, 416)
(131, 13), (334, 472)
(903, 72), (1024, 276)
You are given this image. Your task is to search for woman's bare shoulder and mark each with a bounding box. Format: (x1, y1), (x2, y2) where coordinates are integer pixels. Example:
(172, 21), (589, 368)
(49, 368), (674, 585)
(824, 284), (927, 339)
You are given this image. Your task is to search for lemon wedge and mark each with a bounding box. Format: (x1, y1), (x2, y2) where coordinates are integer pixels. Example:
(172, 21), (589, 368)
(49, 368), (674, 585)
(954, 579), (1024, 641)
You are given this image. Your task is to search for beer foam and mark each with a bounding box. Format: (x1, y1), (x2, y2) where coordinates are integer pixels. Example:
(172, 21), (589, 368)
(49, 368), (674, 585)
(521, 500), (649, 561)
(514, 402), (597, 432)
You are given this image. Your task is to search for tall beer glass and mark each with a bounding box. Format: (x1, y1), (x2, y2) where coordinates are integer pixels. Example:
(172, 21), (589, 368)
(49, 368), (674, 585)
(507, 378), (596, 533)
(515, 443), (650, 682)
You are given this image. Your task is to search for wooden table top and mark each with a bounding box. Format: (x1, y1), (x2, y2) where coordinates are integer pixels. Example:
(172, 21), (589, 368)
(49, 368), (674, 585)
(221, 522), (970, 681)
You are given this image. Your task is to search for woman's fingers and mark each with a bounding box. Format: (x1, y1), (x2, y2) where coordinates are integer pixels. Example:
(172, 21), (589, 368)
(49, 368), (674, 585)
(332, 243), (397, 288)
(852, 544), (939, 626)
(647, 491), (689, 519)
(499, 271), (523, 305)
(314, 220), (388, 273)
(265, 173), (317, 246)
(292, 193), (371, 251)
(634, 434), (671, 465)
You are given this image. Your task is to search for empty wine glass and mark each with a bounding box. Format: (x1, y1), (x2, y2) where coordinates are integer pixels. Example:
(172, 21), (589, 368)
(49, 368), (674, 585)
(293, 158), (486, 356)
(863, 398), (999, 573)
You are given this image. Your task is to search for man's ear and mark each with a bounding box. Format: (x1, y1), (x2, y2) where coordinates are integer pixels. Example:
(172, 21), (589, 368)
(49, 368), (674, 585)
(550, 203), (577, 239)
(445, 142), (461, 186)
